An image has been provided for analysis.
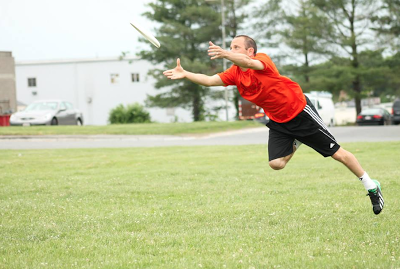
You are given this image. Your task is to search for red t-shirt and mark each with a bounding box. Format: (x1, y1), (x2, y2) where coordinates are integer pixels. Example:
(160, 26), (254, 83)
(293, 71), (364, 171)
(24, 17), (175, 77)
(218, 53), (306, 123)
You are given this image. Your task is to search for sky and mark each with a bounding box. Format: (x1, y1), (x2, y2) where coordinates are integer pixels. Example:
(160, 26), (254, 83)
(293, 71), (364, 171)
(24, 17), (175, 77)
(0, 0), (155, 61)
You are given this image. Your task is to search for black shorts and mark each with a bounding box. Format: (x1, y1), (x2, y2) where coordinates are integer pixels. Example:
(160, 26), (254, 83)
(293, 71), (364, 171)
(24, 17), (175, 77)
(266, 96), (340, 161)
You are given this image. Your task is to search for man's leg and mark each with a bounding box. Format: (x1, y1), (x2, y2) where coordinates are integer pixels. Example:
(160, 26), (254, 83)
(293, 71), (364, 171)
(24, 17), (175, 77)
(331, 147), (364, 177)
(267, 129), (301, 170)
(332, 147), (384, 215)
(269, 139), (301, 170)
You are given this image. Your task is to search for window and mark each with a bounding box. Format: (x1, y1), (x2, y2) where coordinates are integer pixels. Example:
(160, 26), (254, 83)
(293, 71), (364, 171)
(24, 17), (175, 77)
(111, 74), (119, 84)
(65, 102), (74, 109)
(60, 102), (67, 111)
(28, 78), (36, 87)
(131, 73), (140, 82)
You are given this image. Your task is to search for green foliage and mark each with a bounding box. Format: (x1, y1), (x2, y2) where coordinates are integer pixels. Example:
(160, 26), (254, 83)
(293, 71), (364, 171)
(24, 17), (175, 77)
(138, 0), (222, 121)
(253, 0), (283, 47)
(138, 0), (250, 121)
(257, 0), (396, 113)
(371, 0), (400, 50)
(225, 0), (252, 38)
(253, 0), (400, 110)
(287, 50), (400, 102)
(255, 0), (334, 87)
(108, 103), (151, 124)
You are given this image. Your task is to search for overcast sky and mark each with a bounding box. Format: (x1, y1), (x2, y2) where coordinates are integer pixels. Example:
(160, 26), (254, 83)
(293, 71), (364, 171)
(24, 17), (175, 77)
(0, 0), (154, 61)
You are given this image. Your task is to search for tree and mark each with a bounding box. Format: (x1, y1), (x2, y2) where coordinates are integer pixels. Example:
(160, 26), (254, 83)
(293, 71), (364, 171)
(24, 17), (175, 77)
(137, 0), (249, 121)
(255, 0), (399, 108)
(311, 0), (381, 115)
(254, 0), (332, 91)
(225, 0), (252, 119)
(287, 50), (400, 103)
(138, 0), (220, 121)
(352, 50), (400, 101)
(371, 0), (400, 50)
(281, 0), (333, 87)
(226, 0), (251, 36)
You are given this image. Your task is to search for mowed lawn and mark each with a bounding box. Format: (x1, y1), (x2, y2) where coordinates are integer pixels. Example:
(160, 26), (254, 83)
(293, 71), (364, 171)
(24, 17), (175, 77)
(1, 142), (399, 268)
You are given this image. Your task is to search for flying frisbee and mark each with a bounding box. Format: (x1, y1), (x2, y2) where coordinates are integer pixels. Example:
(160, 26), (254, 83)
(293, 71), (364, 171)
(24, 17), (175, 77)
(130, 22), (160, 49)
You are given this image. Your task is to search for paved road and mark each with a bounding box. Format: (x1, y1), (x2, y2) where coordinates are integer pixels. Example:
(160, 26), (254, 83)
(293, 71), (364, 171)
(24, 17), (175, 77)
(0, 126), (399, 150)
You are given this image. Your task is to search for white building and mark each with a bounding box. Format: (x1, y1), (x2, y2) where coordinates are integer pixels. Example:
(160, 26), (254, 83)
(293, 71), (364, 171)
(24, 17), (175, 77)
(15, 56), (231, 125)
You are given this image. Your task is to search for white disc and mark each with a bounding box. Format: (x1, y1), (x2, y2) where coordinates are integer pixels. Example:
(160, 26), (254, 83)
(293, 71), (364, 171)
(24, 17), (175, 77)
(130, 22), (160, 49)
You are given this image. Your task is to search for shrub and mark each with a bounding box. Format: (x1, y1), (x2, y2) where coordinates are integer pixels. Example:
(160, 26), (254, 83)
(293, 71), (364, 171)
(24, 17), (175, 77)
(108, 103), (151, 124)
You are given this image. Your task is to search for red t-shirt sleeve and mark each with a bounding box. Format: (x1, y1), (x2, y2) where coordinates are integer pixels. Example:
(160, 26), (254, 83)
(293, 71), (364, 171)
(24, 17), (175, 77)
(218, 53), (275, 86)
(253, 53), (273, 73)
(217, 65), (236, 86)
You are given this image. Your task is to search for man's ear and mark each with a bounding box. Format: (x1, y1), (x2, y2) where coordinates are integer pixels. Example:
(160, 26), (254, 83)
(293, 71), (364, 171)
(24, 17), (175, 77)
(248, 47), (255, 57)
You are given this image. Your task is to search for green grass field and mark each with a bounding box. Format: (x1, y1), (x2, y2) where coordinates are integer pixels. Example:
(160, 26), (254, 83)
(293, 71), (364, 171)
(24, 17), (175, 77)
(1, 142), (399, 268)
(0, 121), (262, 136)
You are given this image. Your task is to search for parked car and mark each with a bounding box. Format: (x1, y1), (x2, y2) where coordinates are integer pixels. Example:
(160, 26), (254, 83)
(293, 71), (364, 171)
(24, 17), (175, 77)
(356, 108), (391, 126)
(305, 91), (336, 126)
(10, 100), (83, 126)
(392, 99), (400, 125)
(254, 108), (269, 125)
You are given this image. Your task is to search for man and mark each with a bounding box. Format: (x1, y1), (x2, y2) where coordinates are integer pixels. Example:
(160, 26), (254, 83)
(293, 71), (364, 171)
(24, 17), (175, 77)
(163, 35), (384, 215)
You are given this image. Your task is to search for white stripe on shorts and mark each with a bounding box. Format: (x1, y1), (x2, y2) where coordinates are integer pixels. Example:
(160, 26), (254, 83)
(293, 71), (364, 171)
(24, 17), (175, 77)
(304, 105), (328, 130)
(303, 105), (337, 143)
(319, 128), (337, 143)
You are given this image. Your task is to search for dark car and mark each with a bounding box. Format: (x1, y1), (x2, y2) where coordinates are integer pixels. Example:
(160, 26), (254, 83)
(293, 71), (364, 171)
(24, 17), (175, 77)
(392, 100), (400, 125)
(356, 108), (392, 126)
(254, 108), (270, 125)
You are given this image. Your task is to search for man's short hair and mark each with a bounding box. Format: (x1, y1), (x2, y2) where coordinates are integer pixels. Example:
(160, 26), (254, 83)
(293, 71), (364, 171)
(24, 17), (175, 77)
(235, 35), (257, 55)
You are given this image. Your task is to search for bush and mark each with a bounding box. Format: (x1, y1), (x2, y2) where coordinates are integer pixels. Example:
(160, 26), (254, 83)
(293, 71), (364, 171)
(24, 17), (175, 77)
(108, 103), (151, 124)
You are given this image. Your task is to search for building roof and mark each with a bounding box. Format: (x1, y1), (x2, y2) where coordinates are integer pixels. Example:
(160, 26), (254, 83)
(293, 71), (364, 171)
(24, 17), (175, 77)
(15, 55), (140, 66)
(0, 51), (13, 57)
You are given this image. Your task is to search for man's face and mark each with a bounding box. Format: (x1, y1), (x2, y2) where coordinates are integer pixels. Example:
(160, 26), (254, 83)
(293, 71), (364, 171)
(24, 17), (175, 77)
(230, 37), (254, 57)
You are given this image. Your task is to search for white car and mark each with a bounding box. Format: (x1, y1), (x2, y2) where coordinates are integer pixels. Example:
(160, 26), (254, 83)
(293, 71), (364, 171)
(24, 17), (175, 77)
(305, 92), (335, 127)
(10, 100), (83, 126)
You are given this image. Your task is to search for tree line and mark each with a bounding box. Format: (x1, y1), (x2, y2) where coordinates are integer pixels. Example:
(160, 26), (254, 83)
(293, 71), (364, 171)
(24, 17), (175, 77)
(138, 0), (400, 121)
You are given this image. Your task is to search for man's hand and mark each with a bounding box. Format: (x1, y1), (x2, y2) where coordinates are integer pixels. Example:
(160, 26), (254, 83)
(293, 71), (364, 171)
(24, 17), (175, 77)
(208, 41), (227, 60)
(163, 58), (185, 80)
(163, 54), (225, 86)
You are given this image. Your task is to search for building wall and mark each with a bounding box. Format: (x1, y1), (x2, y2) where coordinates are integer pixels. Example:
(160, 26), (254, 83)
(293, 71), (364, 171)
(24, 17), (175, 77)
(0, 51), (17, 114)
(15, 57), (194, 125)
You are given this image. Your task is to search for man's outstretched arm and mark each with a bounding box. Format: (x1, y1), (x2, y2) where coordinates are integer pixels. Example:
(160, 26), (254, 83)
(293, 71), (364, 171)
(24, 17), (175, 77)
(208, 41), (264, 70)
(163, 58), (225, 87)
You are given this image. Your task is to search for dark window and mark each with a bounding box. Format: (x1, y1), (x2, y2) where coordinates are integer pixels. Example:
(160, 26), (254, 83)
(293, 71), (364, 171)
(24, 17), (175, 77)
(131, 73), (140, 82)
(28, 78), (36, 87)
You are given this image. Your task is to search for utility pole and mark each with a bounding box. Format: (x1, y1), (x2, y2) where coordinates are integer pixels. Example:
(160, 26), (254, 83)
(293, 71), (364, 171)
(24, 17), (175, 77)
(206, 0), (229, 121)
(221, 0), (229, 121)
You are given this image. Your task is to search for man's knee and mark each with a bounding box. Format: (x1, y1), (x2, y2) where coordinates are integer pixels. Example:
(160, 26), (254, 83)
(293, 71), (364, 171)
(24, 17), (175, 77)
(269, 159), (287, 170)
(332, 147), (352, 163)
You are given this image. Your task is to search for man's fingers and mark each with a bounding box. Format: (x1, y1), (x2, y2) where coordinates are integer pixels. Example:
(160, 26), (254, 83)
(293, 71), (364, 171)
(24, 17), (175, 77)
(177, 58), (181, 67)
(164, 72), (175, 79)
(163, 69), (173, 75)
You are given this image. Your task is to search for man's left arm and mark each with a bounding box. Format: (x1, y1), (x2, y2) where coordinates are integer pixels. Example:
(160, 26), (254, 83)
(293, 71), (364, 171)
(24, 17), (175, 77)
(208, 42), (264, 70)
